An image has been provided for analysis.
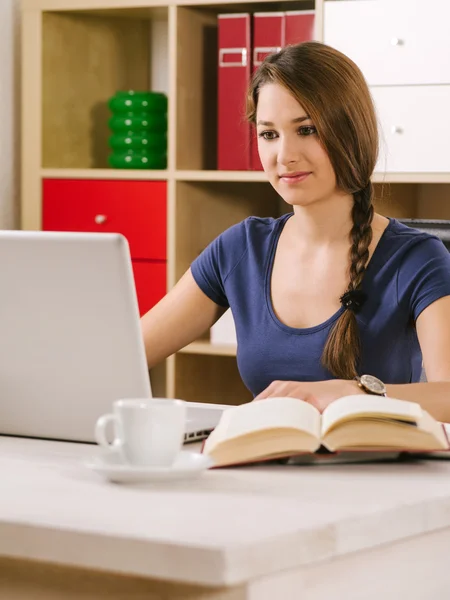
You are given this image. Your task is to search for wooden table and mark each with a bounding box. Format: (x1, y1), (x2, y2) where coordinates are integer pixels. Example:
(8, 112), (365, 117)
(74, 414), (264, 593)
(1, 436), (450, 599)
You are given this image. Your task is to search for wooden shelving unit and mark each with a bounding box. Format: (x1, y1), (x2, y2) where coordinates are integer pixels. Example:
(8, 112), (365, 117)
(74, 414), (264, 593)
(178, 341), (237, 356)
(39, 168), (450, 184)
(21, 0), (450, 404)
(41, 168), (170, 180)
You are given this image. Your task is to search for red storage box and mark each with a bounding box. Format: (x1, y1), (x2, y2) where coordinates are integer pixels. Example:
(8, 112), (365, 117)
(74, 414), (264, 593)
(43, 179), (167, 260)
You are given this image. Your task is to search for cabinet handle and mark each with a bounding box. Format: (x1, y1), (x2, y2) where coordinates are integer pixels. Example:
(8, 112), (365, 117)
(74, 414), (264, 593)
(390, 37), (404, 46)
(94, 214), (107, 224)
(391, 126), (403, 134)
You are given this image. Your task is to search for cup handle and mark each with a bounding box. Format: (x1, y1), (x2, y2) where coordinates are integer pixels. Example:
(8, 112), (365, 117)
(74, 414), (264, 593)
(95, 413), (120, 450)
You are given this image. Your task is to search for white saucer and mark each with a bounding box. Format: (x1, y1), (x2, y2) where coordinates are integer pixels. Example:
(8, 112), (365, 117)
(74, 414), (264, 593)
(84, 450), (214, 484)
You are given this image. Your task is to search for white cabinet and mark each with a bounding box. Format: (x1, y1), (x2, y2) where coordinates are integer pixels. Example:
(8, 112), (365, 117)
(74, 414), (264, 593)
(324, 0), (450, 86)
(324, 0), (450, 174)
(373, 85), (450, 173)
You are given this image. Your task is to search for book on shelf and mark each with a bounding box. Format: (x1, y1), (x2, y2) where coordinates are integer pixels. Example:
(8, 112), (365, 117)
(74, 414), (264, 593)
(217, 13), (251, 170)
(217, 10), (316, 171)
(250, 11), (285, 171)
(202, 394), (450, 468)
(284, 10), (315, 46)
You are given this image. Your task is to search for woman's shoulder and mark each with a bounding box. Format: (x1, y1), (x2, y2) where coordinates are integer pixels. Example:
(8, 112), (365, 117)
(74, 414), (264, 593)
(192, 214), (290, 281)
(225, 213), (291, 237)
(217, 213), (291, 249)
(379, 217), (449, 260)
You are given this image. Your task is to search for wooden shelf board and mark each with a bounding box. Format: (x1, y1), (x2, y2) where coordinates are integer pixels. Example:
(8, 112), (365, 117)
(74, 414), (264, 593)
(40, 169), (450, 185)
(23, 0), (308, 10)
(372, 172), (450, 184)
(177, 170), (450, 184)
(178, 341), (237, 356)
(77, 7), (168, 18)
(41, 169), (169, 180)
(176, 0), (310, 6)
(22, 0), (169, 12)
(175, 170), (267, 182)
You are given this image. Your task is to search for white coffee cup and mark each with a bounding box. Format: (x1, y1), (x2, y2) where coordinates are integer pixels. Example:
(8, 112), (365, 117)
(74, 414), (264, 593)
(95, 398), (187, 467)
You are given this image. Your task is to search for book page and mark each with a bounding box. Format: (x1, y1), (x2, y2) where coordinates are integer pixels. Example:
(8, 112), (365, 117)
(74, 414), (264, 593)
(209, 397), (321, 444)
(321, 394), (423, 437)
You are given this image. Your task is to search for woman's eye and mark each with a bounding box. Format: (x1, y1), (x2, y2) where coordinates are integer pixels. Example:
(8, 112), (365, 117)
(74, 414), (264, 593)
(299, 125), (317, 136)
(258, 130), (277, 141)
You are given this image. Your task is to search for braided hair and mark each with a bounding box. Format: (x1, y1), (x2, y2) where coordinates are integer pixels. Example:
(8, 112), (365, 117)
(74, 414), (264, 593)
(322, 183), (374, 379)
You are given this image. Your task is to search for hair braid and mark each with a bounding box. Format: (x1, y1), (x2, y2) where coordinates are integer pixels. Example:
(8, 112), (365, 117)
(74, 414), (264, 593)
(349, 185), (374, 292)
(321, 183), (374, 379)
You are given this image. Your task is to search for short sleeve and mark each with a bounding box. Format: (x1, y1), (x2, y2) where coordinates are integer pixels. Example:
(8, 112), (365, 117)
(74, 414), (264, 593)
(190, 220), (249, 308)
(397, 236), (450, 321)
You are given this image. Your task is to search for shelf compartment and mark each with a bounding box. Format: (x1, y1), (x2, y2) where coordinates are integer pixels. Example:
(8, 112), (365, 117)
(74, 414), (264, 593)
(175, 1), (313, 171)
(416, 184), (450, 220)
(174, 179), (285, 280)
(175, 353), (251, 404)
(374, 183), (450, 221)
(42, 8), (169, 169)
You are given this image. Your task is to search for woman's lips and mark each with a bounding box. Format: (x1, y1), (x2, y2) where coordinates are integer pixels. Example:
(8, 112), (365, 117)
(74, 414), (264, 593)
(279, 172), (311, 184)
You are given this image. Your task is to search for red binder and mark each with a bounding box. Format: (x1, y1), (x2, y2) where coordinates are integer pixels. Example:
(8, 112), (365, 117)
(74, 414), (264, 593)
(250, 12), (285, 171)
(217, 13), (251, 170)
(284, 10), (315, 46)
(252, 12), (285, 68)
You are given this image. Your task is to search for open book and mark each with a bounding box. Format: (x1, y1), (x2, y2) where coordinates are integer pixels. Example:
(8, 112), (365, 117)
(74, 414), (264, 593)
(202, 395), (449, 468)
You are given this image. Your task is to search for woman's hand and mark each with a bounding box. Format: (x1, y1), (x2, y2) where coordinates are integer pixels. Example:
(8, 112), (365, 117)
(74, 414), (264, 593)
(253, 379), (363, 412)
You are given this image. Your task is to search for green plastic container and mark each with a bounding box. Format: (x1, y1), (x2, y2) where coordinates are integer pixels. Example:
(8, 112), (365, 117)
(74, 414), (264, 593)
(107, 90), (168, 169)
(108, 113), (167, 134)
(108, 132), (167, 152)
(108, 91), (168, 113)
(108, 151), (167, 170)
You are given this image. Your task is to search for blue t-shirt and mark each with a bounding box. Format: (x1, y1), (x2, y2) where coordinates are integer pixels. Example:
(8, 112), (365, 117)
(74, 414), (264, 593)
(191, 214), (450, 396)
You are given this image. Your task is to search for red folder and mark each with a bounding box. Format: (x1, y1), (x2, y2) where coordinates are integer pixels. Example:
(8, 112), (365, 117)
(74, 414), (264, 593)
(252, 12), (285, 68)
(250, 12), (285, 171)
(284, 10), (315, 45)
(217, 13), (251, 170)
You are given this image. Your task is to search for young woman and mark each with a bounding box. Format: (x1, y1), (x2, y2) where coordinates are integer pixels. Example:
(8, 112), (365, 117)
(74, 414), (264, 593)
(141, 42), (450, 421)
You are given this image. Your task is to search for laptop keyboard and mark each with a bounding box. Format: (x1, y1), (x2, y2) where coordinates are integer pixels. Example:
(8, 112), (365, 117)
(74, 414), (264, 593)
(183, 429), (213, 444)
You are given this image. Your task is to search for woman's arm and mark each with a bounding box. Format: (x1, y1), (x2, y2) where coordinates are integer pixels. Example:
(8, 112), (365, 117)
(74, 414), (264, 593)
(385, 295), (450, 421)
(140, 268), (227, 368)
(255, 296), (450, 421)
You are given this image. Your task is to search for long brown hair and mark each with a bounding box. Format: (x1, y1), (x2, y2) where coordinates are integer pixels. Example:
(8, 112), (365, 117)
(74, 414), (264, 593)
(246, 41), (379, 380)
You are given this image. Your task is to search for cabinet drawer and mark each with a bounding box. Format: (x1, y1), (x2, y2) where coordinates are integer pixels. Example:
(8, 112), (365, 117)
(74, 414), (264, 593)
(43, 179), (167, 260)
(132, 260), (166, 317)
(373, 85), (450, 173)
(324, 0), (450, 86)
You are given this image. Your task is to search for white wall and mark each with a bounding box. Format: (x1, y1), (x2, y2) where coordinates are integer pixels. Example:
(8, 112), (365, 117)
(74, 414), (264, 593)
(0, 0), (19, 230)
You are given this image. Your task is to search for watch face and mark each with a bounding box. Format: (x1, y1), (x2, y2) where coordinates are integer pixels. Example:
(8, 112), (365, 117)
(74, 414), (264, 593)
(361, 374), (386, 395)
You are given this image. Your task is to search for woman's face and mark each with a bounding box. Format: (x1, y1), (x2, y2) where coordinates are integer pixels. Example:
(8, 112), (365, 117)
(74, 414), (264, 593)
(256, 83), (338, 208)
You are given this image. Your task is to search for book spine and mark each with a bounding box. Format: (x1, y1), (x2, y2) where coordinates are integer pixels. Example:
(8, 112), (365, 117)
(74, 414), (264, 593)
(284, 10), (316, 46)
(250, 12), (285, 171)
(217, 14), (252, 170)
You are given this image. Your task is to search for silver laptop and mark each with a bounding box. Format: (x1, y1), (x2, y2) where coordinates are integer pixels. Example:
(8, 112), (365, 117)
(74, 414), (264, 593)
(0, 231), (227, 444)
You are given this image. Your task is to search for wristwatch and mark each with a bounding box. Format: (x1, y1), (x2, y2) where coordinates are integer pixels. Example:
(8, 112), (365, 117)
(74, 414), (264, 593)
(355, 374), (387, 396)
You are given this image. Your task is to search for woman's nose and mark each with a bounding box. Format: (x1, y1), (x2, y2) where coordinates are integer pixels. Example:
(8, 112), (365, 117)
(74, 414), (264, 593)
(277, 137), (299, 166)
